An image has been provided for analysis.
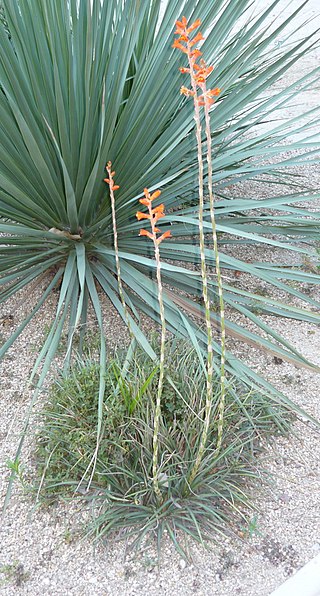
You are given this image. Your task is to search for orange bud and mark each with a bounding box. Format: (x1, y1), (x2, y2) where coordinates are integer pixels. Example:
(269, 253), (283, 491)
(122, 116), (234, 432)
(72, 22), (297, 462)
(207, 87), (221, 96)
(175, 16), (188, 30)
(143, 188), (150, 199)
(157, 230), (172, 243)
(113, 185), (120, 190)
(104, 178), (110, 184)
(139, 197), (151, 207)
(172, 40), (188, 53)
(180, 86), (194, 97)
(190, 32), (204, 47)
(177, 34), (188, 42)
(139, 229), (153, 240)
(191, 49), (202, 59)
(152, 203), (165, 214)
(154, 212), (166, 223)
(136, 211), (150, 221)
(163, 230), (172, 239)
(150, 190), (161, 201)
(186, 19), (201, 34)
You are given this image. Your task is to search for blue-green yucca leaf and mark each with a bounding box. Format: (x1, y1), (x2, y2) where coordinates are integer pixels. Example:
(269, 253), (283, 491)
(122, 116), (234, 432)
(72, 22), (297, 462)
(1, 0), (320, 432)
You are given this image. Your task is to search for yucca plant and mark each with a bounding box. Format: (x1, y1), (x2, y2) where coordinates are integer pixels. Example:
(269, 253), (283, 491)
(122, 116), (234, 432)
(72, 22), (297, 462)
(1, 0), (320, 466)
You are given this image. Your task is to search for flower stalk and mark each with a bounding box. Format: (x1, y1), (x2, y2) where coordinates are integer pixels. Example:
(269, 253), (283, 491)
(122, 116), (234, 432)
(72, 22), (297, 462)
(136, 189), (172, 500)
(203, 86), (226, 453)
(173, 16), (226, 481)
(104, 162), (134, 339)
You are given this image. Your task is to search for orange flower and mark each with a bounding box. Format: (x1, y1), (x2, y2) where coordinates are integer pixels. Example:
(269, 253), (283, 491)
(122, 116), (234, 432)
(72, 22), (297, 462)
(180, 86), (194, 97)
(139, 197), (150, 207)
(172, 39), (188, 53)
(189, 32), (204, 47)
(175, 17), (201, 36)
(177, 34), (188, 42)
(139, 229), (153, 240)
(194, 64), (214, 85)
(179, 67), (190, 74)
(150, 190), (161, 200)
(197, 87), (221, 106)
(139, 189), (161, 207)
(175, 16), (188, 33)
(187, 19), (201, 34)
(190, 49), (202, 60)
(207, 87), (221, 97)
(152, 203), (165, 214)
(157, 230), (172, 244)
(136, 211), (150, 221)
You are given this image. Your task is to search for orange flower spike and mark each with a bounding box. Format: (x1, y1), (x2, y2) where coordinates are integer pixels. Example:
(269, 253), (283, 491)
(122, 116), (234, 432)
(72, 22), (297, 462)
(137, 187), (171, 245)
(104, 162), (120, 190)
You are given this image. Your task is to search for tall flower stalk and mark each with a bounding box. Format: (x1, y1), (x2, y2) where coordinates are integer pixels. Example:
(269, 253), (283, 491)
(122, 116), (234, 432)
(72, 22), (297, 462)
(202, 83), (226, 453)
(104, 162), (134, 339)
(173, 17), (226, 479)
(136, 189), (172, 500)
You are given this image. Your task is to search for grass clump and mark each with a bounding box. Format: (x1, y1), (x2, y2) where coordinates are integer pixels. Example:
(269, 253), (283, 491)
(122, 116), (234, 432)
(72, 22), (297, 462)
(35, 341), (293, 553)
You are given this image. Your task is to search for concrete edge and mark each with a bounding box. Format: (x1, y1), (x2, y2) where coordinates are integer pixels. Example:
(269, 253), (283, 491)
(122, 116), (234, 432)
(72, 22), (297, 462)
(269, 553), (320, 596)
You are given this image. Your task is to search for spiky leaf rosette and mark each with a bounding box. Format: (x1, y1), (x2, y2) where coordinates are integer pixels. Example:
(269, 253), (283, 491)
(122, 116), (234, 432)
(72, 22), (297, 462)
(1, 0), (320, 424)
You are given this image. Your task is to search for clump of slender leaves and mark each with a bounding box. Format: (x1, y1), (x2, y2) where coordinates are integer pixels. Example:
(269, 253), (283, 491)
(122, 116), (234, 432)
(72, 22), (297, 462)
(35, 341), (292, 553)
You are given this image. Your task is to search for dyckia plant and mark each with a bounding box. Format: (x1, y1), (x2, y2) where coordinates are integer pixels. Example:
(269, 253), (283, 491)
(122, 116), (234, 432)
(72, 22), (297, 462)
(136, 189), (171, 500)
(173, 16), (227, 481)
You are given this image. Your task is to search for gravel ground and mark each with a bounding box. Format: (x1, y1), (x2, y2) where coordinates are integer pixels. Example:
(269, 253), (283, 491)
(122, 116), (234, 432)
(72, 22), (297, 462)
(1, 1), (320, 595)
